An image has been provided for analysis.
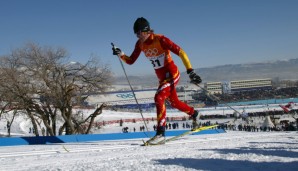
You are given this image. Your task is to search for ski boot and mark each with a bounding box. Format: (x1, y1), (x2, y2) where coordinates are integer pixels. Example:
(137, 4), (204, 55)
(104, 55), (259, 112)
(146, 127), (166, 145)
(191, 110), (200, 131)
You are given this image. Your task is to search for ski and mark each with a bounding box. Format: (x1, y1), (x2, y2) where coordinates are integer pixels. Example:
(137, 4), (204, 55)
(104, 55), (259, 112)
(142, 124), (219, 146)
(165, 124), (218, 143)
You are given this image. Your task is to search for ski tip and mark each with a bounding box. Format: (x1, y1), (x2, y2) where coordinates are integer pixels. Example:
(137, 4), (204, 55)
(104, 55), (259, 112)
(141, 139), (148, 146)
(141, 139), (165, 146)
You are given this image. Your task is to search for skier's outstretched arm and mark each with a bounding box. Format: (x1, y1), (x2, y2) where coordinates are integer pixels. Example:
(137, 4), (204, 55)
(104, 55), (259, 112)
(112, 42), (141, 65)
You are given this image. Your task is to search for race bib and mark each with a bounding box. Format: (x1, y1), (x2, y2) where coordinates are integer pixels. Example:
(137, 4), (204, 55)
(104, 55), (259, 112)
(148, 53), (165, 69)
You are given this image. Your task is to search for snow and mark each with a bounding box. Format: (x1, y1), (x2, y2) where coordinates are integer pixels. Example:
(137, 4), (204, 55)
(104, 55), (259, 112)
(1, 103), (296, 136)
(0, 105), (298, 170)
(0, 131), (297, 171)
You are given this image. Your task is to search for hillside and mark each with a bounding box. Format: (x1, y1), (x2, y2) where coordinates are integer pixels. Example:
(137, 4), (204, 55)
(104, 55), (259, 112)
(114, 58), (298, 86)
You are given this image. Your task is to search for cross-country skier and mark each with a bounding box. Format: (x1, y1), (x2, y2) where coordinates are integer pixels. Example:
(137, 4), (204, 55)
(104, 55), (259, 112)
(112, 17), (202, 145)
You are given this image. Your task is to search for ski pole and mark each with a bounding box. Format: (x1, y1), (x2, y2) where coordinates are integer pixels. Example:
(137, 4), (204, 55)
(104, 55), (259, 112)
(111, 43), (151, 137)
(192, 82), (247, 122)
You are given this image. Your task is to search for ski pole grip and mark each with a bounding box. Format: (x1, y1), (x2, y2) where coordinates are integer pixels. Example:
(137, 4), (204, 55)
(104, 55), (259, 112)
(111, 43), (115, 49)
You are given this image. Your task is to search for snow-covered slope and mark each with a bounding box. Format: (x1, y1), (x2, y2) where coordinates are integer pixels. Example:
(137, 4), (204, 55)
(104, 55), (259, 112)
(0, 131), (297, 171)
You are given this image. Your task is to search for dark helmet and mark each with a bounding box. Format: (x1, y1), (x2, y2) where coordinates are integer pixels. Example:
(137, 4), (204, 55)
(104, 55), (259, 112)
(133, 17), (150, 33)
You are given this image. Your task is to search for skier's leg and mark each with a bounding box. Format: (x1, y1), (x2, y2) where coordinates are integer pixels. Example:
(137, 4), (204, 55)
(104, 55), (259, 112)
(146, 89), (167, 145)
(154, 87), (168, 135)
(167, 84), (200, 130)
(167, 87), (194, 115)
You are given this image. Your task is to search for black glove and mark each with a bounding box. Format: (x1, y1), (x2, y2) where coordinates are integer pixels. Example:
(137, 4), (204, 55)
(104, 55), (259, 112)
(111, 43), (124, 56)
(112, 47), (122, 56)
(188, 69), (202, 84)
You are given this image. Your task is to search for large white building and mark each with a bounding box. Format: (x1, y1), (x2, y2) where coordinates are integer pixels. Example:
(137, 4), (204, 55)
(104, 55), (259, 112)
(205, 78), (273, 94)
(205, 82), (222, 94)
(229, 78), (272, 92)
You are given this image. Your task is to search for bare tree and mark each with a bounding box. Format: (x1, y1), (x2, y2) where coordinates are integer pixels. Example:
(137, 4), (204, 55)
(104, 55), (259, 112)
(0, 43), (112, 135)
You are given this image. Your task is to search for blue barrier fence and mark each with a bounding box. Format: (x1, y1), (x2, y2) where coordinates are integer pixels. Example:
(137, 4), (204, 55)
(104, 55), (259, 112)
(0, 129), (225, 146)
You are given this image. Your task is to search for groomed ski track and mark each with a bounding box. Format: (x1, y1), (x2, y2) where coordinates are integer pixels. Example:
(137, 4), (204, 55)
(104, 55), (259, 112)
(0, 131), (292, 159)
(1, 131), (298, 171)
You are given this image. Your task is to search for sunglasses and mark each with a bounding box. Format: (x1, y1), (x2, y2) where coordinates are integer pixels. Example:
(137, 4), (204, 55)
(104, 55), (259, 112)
(136, 30), (149, 36)
(136, 30), (142, 36)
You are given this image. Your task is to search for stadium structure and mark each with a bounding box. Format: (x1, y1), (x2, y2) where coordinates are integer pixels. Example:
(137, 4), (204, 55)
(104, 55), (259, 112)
(205, 78), (272, 94)
(87, 78), (274, 109)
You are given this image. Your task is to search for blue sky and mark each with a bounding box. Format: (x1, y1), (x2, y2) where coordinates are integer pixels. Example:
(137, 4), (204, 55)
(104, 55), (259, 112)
(1, 0), (298, 76)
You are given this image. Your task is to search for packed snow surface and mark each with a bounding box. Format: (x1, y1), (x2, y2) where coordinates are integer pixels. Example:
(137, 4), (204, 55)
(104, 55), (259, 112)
(0, 131), (297, 171)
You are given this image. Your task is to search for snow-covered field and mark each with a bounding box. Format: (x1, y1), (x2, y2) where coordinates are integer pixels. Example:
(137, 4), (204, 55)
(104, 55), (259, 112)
(0, 131), (297, 171)
(1, 103), (297, 136)
(0, 103), (297, 171)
